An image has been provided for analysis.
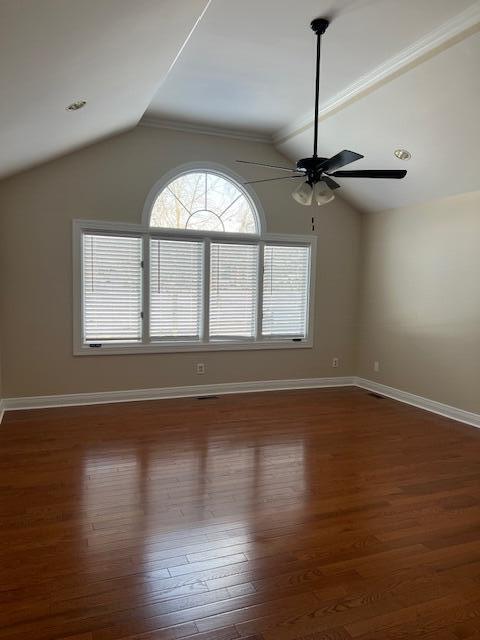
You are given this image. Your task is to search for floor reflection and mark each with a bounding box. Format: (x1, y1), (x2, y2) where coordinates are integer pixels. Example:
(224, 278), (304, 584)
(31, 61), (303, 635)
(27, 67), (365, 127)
(81, 434), (307, 531)
(76, 393), (348, 634)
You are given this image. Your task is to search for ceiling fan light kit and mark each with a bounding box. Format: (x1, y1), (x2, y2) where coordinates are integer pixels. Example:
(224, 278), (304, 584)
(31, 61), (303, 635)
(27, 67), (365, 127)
(237, 17), (407, 206)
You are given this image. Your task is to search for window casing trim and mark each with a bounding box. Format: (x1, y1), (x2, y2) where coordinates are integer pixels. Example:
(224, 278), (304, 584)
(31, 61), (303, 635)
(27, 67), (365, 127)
(72, 219), (316, 355)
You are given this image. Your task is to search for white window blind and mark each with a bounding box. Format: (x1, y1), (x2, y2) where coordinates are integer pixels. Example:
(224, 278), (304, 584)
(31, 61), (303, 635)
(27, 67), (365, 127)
(262, 244), (309, 337)
(209, 243), (258, 339)
(150, 238), (203, 340)
(82, 234), (142, 342)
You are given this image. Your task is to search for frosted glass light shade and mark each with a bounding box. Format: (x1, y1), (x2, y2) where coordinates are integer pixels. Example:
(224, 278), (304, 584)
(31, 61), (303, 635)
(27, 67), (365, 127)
(292, 181), (313, 205)
(314, 181), (335, 205)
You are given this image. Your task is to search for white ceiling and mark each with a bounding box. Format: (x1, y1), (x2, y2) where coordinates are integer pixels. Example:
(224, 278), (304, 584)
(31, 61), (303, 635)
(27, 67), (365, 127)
(146, 0), (477, 134)
(145, 0), (480, 212)
(1, 0), (479, 212)
(0, 0), (209, 178)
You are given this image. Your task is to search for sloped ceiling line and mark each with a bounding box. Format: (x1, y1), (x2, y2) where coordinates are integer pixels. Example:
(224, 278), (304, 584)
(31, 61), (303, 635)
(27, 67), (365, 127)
(154, 0), (213, 102)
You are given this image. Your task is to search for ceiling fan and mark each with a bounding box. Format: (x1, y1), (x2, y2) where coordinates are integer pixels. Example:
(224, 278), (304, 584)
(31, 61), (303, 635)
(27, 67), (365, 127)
(237, 18), (407, 206)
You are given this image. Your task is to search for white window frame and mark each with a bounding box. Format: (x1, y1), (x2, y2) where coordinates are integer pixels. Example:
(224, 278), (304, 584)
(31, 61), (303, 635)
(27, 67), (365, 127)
(73, 219), (316, 355)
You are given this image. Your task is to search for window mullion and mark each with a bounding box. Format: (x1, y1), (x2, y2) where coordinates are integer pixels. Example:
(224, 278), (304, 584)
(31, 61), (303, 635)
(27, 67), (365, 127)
(256, 241), (264, 341)
(142, 234), (150, 344)
(202, 238), (211, 343)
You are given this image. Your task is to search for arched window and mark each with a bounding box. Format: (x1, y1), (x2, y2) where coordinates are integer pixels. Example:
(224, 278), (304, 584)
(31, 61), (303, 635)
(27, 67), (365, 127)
(149, 169), (260, 234)
(74, 164), (314, 355)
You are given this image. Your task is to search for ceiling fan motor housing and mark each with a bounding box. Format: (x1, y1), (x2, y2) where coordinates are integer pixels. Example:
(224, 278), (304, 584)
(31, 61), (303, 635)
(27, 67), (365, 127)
(296, 156), (327, 183)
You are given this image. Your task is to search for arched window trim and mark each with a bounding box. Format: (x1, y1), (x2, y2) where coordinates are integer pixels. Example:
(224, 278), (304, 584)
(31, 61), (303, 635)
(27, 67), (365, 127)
(141, 161), (266, 236)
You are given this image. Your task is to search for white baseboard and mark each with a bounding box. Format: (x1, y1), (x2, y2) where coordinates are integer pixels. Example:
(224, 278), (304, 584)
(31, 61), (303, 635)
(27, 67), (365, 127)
(2, 377), (355, 412)
(355, 378), (480, 429)
(2, 377), (479, 431)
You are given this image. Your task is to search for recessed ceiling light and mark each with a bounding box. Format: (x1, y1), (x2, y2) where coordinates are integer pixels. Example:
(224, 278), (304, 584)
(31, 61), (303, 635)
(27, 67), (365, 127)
(394, 148), (411, 160)
(66, 100), (87, 111)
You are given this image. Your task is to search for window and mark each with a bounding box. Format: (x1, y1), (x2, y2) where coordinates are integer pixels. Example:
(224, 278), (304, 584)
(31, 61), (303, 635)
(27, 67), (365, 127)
(262, 245), (310, 338)
(150, 170), (258, 234)
(150, 238), (203, 341)
(74, 167), (315, 354)
(210, 243), (259, 339)
(82, 234), (143, 343)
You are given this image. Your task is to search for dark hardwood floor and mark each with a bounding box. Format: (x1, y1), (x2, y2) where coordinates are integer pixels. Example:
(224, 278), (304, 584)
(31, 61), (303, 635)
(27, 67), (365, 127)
(1, 387), (480, 640)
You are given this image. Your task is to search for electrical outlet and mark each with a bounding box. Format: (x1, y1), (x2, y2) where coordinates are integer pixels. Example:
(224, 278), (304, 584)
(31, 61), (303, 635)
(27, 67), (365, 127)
(332, 357), (339, 368)
(374, 360), (380, 372)
(196, 363), (205, 375)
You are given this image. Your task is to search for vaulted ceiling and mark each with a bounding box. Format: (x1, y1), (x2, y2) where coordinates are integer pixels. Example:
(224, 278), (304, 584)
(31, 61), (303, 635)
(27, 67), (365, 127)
(1, 0), (479, 212)
(0, 0), (209, 178)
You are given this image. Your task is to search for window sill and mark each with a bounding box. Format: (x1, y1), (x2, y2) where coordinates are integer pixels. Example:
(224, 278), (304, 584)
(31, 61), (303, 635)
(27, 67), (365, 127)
(73, 340), (313, 356)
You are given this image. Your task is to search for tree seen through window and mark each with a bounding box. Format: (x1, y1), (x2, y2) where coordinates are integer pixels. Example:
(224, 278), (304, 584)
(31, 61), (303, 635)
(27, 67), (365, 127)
(150, 171), (258, 234)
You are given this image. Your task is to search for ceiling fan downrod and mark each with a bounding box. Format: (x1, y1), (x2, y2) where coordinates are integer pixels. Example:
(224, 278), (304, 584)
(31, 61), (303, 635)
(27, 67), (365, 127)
(310, 18), (329, 159)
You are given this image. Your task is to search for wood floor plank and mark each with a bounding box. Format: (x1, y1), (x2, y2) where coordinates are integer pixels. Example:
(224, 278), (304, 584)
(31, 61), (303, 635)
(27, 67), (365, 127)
(1, 388), (479, 639)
